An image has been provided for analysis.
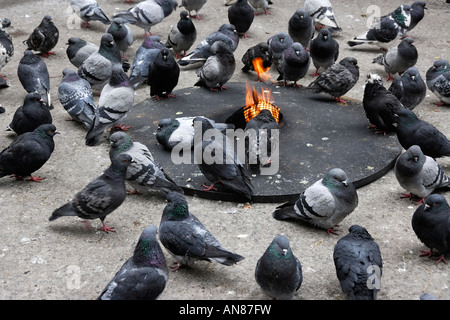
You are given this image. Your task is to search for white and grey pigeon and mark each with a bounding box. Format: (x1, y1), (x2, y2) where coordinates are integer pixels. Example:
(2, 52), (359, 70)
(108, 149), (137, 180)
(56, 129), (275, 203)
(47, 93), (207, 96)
(333, 225), (383, 300)
(394, 145), (450, 203)
(227, 0), (254, 38)
(107, 18), (134, 58)
(159, 191), (245, 270)
(267, 32), (293, 65)
(248, 0), (272, 15)
(97, 225), (169, 300)
(408, 1), (427, 32)
(425, 59), (449, 103)
(425, 59), (450, 106)
(309, 27), (339, 77)
(58, 69), (96, 130)
(276, 41), (311, 87)
(255, 235), (303, 300)
(23, 15), (59, 57)
(288, 9), (315, 50)
(66, 37), (98, 68)
(372, 37), (418, 81)
(70, 0), (111, 28)
(0, 18), (14, 85)
(165, 10), (197, 58)
(180, 0), (207, 19)
(273, 168), (358, 235)
(109, 131), (184, 195)
(388, 67), (426, 110)
(304, 0), (342, 33)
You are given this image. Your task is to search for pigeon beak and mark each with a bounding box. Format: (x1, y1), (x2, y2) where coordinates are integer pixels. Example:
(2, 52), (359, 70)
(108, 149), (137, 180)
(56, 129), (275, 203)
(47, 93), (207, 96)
(411, 75), (416, 81)
(342, 180), (348, 186)
(282, 248), (288, 256)
(324, 35), (328, 40)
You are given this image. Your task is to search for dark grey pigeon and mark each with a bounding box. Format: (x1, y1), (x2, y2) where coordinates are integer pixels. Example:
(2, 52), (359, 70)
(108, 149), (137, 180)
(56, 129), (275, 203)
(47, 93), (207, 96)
(408, 1), (427, 32)
(228, 0), (254, 38)
(97, 225), (169, 300)
(192, 116), (254, 200)
(333, 225), (383, 300)
(7, 92), (52, 136)
(241, 42), (272, 82)
(309, 28), (339, 76)
(305, 0), (342, 33)
(248, 0), (272, 15)
(159, 192), (245, 270)
(70, 0), (111, 28)
(0, 18), (14, 84)
(17, 50), (53, 109)
(58, 69), (96, 130)
(107, 18), (133, 58)
(276, 42), (311, 87)
(255, 235), (303, 300)
(109, 131), (184, 195)
(412, 194), (450, 264)
(388, 67), (426, 110)
(362, 73), (405, 134)
(430, 71), (450, 106)
(0, 123), (58, 182)
(147, 48), (180, 99)
(288, 9), (315, 50)
(307, 57), (359, 104)
(66, 37), (99, 68)
(180, 0), (207, 19)
(49, 153), (134, 233)
(393, 108), (450, 159)
(23, 15), (59, 57)
(273, 168), (358, 235)
(394, 145), (450, 203)
(420, 293), (439, 300)
(267, 32), (294, 65)
(425, 59), (449, 91)
(165, 10), (197, 58)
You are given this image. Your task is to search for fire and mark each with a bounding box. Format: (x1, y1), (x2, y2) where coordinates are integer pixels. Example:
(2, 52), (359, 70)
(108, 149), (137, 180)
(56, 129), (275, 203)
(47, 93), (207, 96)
(244, 83), (280, 123)
(252, 57), (271, 82)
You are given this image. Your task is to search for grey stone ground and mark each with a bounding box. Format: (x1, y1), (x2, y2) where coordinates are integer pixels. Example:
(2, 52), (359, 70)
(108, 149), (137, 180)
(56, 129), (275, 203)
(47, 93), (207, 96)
(0, 0), (449, 301)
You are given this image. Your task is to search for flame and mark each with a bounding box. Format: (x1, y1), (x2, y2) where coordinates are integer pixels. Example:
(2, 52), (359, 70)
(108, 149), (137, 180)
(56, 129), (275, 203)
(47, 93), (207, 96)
(244, 82), (280, 123)
(252, 57), (271, 82)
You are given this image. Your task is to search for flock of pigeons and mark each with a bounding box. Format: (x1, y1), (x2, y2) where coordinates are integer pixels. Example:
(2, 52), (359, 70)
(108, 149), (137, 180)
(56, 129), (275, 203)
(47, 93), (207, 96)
(0, 0), (449, 301)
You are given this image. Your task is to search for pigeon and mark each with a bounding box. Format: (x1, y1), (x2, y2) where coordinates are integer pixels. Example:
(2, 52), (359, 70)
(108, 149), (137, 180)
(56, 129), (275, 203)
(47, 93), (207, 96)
(388, 67), (426, 110)
(165, 10), (197, 58)
(70, 0), (111, 28)
(0, 124), (58, 182)
(333, 225), (383, 300)
(425, 59), (449, 91)
(411, 194), (450, 264)
(85, 65), (135, 146)
(408, 1), (427, 32)
(255, 235), (302, 300)
(7, 92), (52, 136)
(393, 108), (450, 159)
(178, 23), (239, 67)
(109, 131), (184, 195)
(159, 191), (245, 269)
(57, 69), (96, 130)
(267, 32), (293, 65)
(248, 0), (272, 15)
(240, 42), (272, 81)
(362, 73), (405, 134)
(425, 60), (450, 106)
(276, 42), (311, 87)
(394, 145), (450, 203)
(420, 293), (439, 300)
(194, 41), (236, 91)
(107, 18), (134, 58)
(180, 0), (207, 19)
(49, 153), (134, 233)
(347, 5), (411, 48)
(193, 116), (254, 200)
(0, 18), (14, 82)
(156, 116), (233, 150)
(307, 57), (360, 104)
(273, 168), (358, 234)
(304, 0), (342, 33)
(227, 0), (254, 38)
(17, 50), (53, 109)
(113, 0), (178, 35)
(288, 9), (315, 50)
(66, 37), (99, 68)
(309, 27), (339, 77)
(23, 15), (59, 57)
(372, 37), (418, 81)
(147, 48), (180, 99)
(97, 225), (168, 300)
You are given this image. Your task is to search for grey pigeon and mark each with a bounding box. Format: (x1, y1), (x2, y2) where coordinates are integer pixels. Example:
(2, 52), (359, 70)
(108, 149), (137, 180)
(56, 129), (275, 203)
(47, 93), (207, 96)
(426, 59), (450, 106)
(7, 92), (52, 136)
(309, 27), (339, 76)
(362, 73), (405, 134)
(241, 42), (272, 81)
(388, 67), (426, 110)
(0, 123), (58, 182)
(109, 131), (184, 195)
(194, 41), (236, 91)
(85, 65), (135, 146)
(97, 225), (168, 300)
(70, 0), (111, 28)
(276, 42), (310, 87)
(66, 37), (99, 68)
(304, 0), (342, 33)
(333, 225), (383, 300)
(58, 69), (96, 130)
(273, 168), (358, 234)
(0, 18), (14, 83)
(393, 108), (450, 159)
(248, 0), (272, 15)
(159, 191), (245, 269)
(113, 0), (178, 35)
(420, 293), (439, 300)
(193, 116), (254, 200)
(408, 1), (427, 32)
(147, 48), (180, 99)
(267, 32), (293, 65)
(255, 235), (303, 300)
(23, 15), (59, 57)
(307, 57), (360, 104)
(372, 37), (418, 81)
(425, 59), (449, 91)
(165, 10), (197, 58)
(411, 194), (450, 264)
(107, 18), (134, 58)
(17, 50), (53, 109)
(49, 153), (134, 233)
(288, 9), (315, 50)
(180, 0), (207, 19)
(394, 145), (450, 203)
(228, 0), (254, 38)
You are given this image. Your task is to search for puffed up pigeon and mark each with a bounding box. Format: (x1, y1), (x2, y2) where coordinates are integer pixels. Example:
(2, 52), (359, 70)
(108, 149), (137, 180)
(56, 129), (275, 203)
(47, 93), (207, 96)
(147, 48), (180, 99)
(23, 15), (59, 57)
(309, 27), (339, 76)
(288, 9), (315, 50)
(276, 42), (311, 87)
(228, 0), (254, 38)
(388, 67), (426, 110)
(66, 37), (99, 69)
(165, 10), (197, 58)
